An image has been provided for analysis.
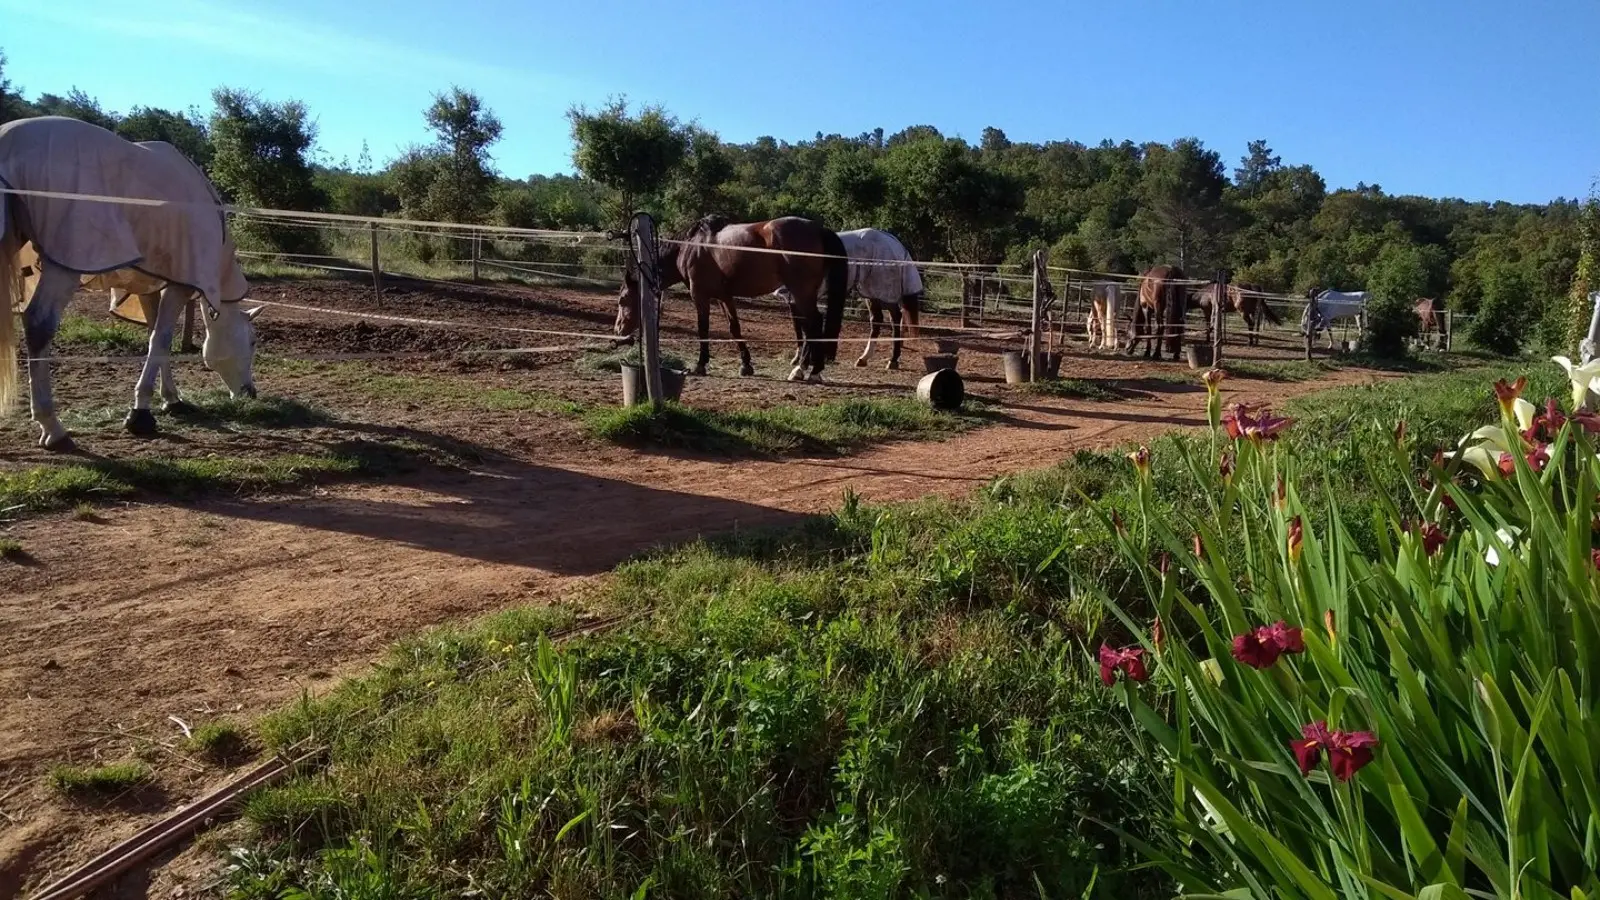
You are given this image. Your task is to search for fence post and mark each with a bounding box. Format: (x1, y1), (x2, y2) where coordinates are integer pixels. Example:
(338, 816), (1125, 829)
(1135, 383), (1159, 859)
(180, 297), (197, 353)
(630, 212), (666, 410)
(369, 223), (382, 297)
(1303, 289), (1316, 361)
(471, 231), (481, 283)
(1029, 249), (1047, 381)
(1212, 268), (1228, 367)
(960, 274), (973, 329)
(1444, 310), (1453, 352)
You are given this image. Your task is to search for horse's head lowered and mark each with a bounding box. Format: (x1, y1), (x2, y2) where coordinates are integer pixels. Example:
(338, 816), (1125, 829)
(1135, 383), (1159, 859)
(203, 301), (263, 398)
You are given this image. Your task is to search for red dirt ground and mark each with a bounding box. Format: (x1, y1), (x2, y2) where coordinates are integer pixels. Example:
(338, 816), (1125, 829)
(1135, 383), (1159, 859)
(0, 274), (1395, 898)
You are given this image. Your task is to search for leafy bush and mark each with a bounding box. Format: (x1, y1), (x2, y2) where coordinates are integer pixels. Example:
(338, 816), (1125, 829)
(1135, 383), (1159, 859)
(1364, 242), (1428, 357)
(1089, 360), (1600, 899)
(1470, 261), (1534, 356)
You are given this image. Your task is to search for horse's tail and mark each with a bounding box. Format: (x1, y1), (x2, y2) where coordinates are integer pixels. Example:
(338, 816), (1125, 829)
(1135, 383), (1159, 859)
(1258, 293), (1283, 325)
(819, 228), (848, 362)
(0, 199), (19, 414)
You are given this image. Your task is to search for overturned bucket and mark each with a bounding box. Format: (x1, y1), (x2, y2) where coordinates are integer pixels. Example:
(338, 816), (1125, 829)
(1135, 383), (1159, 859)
(916, 368), (965, 411)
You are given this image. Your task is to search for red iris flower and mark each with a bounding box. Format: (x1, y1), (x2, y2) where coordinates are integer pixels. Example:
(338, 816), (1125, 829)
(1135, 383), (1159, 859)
(1290, 721), (1379, 781)
(1218, 448), (1236, 481)
(1223, 403), (1294, 443)
(1497, 443), (1551, 477)
(1417, 521), (1447, 556)
(1521, 398), (1567, 444)
(1592, 548), (1600, 572)
(1573, 409), (1600, 435)
(1098, 643), (1149, 686)
(1288, 516), (1304, 562)
(1493, 377), (1527, 420)
(1230, 620), (1306, 669)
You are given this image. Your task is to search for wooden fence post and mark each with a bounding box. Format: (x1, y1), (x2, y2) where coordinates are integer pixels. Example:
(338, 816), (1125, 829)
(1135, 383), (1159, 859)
(1212, 268), (1228, 367)
(960, 274), (973, 329)
(1029, 249), (1047, 382)
(369, 223), (382, 297)
(180, 297), (197, 353)
(1303, 289), (1316, 361)
(631, 212), (665, 410)
(471, 231), (481, 283)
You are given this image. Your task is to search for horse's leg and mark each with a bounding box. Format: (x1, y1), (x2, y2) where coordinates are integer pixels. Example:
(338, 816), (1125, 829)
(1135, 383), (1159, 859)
(723, 298), (755, 377)
(138, 292), (190, 413)
(125, 284), (186, 436)
(856, 301), (882, 367)
(799, 297), (826, 383)
(886, 305), (903, 370)
(691, 291), (711, 377)
(23, 265), (78, 451)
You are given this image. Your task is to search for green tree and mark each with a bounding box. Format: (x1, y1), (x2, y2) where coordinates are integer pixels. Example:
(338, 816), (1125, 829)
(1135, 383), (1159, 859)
(1470, 259), (1534, 356)
(1232, 139), (1281, 195)
(208, 87), (325, 252)
(116, 105), (211, 166)
(663, 126), (735, 228)
(1363, 240), (1427, 357)
(567, 96), (689, 230)
(1565, 186), (1598, 351)
(33, 87), (117, 130)
(1131, 138), (1229, 270)
(0, 49), (36, 124)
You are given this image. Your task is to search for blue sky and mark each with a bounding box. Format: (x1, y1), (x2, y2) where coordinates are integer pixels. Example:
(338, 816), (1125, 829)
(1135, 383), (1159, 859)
(3, 0), (1595, 203)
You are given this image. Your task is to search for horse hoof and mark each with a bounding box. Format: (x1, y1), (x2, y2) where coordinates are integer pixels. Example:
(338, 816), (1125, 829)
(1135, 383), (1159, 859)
(739, 364), (755, 377)
(40, 431), (74, 452)
(163, 399), (195, 415)
(787, 366), (806, 382)
(886, 360), (900, 371)
(854, 358), (868, 367)
(807, 372), (825, 384)
(691, 366), (707, 377)
(124, 408), (159, 437)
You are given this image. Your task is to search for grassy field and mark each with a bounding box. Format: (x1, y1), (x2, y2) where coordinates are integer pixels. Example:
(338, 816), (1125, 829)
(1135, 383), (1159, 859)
(227, 360), (1555, 898)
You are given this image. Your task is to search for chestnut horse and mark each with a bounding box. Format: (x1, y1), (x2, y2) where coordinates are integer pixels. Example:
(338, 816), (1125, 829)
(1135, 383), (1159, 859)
(615, 215), (848, 382)
(1124, 264), (1188, 360)
(1190, 281), (1283, 346)
(1415, 297), (1448, 345)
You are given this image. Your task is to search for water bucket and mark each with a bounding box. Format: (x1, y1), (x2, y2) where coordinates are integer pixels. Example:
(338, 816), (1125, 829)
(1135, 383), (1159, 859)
(1034, 351), (1063, 380)
(1001, 351), (1029, 384)
(922, 353), (959, 374)
(935, 338), (962, 355)
(1185, 345), (1214, 369)
(621, 363), (687, 406)
(916, 368), (965, 410)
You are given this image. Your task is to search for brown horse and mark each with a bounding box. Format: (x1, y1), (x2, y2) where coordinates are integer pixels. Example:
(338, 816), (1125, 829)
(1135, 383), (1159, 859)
(1190, 281), (1283, 346)
(615, 215), (849, 382)
(1415, 297), (1448, 346)
(1125, 265), (1188, 360)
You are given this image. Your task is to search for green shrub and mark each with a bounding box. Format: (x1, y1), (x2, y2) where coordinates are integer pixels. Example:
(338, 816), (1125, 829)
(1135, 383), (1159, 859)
(1364, 242), (1427, 358)
(1470, 261), (1534, 356)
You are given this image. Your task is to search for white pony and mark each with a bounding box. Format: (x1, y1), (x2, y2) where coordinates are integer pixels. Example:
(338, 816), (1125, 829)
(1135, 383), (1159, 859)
(837, 228), (925, 369)
(1301, 289), (1367, 349)
(0, 116), (262, 450)
(1085, 282), (1122, 351)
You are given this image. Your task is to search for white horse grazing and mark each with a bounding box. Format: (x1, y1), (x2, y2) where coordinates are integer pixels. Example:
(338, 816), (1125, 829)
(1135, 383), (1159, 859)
(1086, 282), (1122, 351)
(0, 116), (263, 450)
(1301, 289), (1367, 348)
(837, 228), (925, 369)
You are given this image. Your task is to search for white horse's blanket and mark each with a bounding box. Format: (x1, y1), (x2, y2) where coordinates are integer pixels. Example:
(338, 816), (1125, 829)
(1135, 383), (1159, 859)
(838, 228), (923, 303)
(1302, 289), (1368, 332)
(0, 116), (248, 316)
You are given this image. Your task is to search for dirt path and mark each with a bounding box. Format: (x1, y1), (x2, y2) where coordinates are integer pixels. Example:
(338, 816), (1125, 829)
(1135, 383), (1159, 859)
(0, 366), (1390, 896)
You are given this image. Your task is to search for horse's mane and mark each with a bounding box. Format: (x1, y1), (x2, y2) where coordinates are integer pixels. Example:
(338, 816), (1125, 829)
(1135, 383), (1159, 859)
(685, 214), (731, 242)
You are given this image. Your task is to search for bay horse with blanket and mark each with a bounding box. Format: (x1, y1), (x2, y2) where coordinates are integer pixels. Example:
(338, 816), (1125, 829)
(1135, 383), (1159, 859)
(615, 215), (848, 382)
(1190, 281), (1282, 346)
(838, 227), (924, 370)
(1, 115), (263, 451)
(1124, 264), (1189, 361)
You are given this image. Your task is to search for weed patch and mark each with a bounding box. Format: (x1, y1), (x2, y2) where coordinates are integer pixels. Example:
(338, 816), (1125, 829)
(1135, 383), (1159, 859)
(584, 397), (981, 455)
(50, 761), (151, 798)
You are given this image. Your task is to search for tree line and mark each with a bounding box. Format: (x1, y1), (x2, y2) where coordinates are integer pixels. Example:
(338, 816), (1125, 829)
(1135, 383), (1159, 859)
(2, 47), (1595, 355)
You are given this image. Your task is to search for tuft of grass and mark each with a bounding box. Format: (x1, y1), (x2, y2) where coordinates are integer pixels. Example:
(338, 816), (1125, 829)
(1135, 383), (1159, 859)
(188, 720), (251, 763)
(1219, 359), (1337, 382)
(284, 362), (583, 416)
(583, 397), (982, 456)
(176, 392), (336, 429)
(577, 346), (690, 375)
(1021, 378), (1125, 401)
(52, 316), (164, 355)
(0, 537), (23, 559)
(71, 502), (100, 521)
(0, 440), (431, 520)
(50, 761), (151, 797)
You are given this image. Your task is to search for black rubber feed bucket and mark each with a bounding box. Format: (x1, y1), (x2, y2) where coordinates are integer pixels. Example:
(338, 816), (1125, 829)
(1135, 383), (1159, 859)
(1185, 344), (1213, 369)
(916, 368), (965, 411)
(922, 353), (958, 373)
(621, 364), (688, 406)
